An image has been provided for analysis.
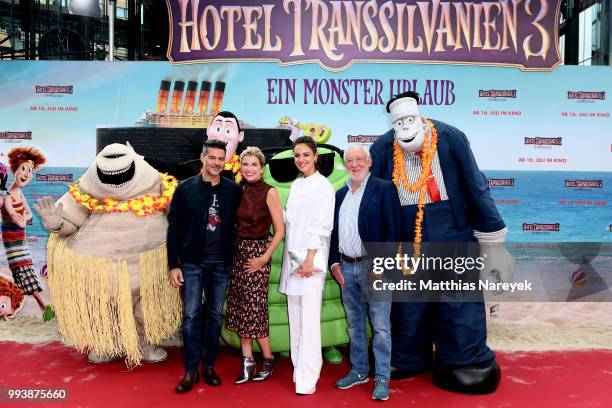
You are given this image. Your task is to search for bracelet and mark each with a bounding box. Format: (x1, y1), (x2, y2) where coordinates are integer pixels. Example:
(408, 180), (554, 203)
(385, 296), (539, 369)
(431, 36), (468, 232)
(48, 221), (63, 233)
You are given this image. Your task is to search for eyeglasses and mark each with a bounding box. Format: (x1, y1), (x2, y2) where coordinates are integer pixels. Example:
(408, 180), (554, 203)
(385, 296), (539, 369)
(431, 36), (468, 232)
(263, 144), (342, 183)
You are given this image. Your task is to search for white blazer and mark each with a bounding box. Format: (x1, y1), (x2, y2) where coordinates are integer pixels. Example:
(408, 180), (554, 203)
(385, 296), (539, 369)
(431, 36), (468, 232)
(279, 171), (335, 296)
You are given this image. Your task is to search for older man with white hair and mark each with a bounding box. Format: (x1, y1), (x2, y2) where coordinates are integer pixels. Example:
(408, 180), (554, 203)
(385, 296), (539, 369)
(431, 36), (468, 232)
(329, 144), (401, 401)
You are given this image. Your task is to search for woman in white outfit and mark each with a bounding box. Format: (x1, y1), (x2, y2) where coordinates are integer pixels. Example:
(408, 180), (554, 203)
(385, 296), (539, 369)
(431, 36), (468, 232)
(279, 136), (335, 395)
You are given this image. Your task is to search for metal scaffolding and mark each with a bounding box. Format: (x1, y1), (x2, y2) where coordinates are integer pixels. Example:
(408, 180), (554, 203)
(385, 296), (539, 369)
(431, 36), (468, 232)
(0, 0), (158, 60)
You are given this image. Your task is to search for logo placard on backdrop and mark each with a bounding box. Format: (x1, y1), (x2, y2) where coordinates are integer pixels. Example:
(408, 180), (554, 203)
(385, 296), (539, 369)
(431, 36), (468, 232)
(166, 0), (562, 71)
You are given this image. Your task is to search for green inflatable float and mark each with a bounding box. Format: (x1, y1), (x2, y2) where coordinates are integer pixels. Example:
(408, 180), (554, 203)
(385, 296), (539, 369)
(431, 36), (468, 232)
(221, 146), (350, 363)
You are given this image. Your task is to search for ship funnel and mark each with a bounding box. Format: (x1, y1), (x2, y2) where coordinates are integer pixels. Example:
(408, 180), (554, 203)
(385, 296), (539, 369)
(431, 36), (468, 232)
(169, 80), (185, 114)
(155, 80), (171, 112)
(183, 81), (198, 115)
(210, 81), (226, 116)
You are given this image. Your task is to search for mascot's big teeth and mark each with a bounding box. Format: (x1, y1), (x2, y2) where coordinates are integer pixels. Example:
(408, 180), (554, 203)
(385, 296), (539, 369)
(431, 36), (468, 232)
(108, 181), (129, 189)
(101, 166), (130, 176)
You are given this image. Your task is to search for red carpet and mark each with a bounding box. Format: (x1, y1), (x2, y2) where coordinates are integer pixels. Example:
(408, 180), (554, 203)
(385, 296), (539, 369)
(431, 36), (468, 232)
(1, 342), (611, 407)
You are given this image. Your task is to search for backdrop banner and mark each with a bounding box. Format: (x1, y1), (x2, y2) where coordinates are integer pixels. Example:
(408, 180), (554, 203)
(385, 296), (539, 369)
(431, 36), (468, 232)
(0, 60), (610, 318)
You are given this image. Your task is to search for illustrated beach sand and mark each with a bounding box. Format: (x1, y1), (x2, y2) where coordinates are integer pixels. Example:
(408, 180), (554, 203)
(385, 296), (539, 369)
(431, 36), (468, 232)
(2, 302), (611, 351)
(487, 302), (612, 350)
(1, 244), (611, 351)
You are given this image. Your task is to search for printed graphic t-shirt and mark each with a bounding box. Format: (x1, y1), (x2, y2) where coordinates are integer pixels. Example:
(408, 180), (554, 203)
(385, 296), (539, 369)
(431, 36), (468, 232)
(202, 183), (222, 262)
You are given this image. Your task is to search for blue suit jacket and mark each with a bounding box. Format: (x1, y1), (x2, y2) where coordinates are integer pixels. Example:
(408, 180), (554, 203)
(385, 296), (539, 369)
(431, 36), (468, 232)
(370, 119), (505, 237)
(329, 175), (402, 268)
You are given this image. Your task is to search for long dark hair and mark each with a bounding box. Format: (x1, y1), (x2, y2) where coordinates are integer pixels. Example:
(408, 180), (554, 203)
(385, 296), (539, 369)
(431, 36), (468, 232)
(292, 136), (319, 171)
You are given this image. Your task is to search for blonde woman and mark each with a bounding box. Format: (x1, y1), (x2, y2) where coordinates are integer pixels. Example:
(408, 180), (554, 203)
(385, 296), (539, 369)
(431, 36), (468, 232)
(226, 147), (284, 384)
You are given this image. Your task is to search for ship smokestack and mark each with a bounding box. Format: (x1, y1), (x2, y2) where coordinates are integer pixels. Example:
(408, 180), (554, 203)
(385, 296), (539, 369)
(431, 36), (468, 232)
(210, 81), (226, 116)
(155, 80), (171, 113)
(196, 81), (212, 114)
(183, 81), (198, 115)
(169, 80), (185, 114)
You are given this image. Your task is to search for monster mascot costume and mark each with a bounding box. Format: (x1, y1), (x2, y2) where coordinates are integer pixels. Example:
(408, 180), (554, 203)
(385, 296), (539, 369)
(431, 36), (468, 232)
(370, 91), (513, 394)
(145, 111), (245, 182)
(34, 144), (182, 366)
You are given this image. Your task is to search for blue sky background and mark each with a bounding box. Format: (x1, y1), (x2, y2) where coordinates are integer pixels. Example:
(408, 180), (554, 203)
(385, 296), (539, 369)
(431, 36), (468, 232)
(0, 60), (610, 171)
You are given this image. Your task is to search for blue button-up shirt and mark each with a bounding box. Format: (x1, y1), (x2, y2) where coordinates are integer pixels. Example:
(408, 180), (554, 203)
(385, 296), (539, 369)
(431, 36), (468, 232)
(338, 173), (371, 258)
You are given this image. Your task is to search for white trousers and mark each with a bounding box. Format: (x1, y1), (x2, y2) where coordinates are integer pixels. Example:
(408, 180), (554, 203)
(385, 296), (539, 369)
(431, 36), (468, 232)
(287, 290), (323, 394)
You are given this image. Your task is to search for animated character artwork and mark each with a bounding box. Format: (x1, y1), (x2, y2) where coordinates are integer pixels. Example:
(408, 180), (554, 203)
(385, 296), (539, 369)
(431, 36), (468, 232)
(278, 117), (332, 144)
(1, 147), (54, 321)
(0, 274), (25, 320)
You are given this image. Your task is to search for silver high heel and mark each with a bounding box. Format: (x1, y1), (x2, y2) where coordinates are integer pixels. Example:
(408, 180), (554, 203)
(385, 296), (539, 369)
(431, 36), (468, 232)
(235, 356), (256, 384)
(253, 357), (276, 382)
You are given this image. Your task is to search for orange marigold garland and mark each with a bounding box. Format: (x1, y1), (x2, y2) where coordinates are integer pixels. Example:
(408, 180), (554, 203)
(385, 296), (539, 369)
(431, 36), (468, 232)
(69, 173), (178, 216)
(392, 119), (438, 274)
(224, 154), (242, 184)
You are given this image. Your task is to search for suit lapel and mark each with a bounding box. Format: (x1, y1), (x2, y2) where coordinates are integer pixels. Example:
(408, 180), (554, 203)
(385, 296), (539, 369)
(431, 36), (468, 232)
(336, 186), (349, 227)
(356, 178), (375, 238)
(359, 179), (373, 219)
(383, 132), (395, 179)
(436, 132), (453, 189)
(338, 186), (349, 205)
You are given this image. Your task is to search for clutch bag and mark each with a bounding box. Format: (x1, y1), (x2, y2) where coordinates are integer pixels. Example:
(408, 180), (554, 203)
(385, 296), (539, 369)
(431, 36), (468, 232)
(288, 247), (326, 276)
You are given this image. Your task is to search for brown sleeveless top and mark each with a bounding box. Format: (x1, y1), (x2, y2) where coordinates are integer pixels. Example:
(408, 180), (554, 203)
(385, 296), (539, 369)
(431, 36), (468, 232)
(236, 179), (273, 238)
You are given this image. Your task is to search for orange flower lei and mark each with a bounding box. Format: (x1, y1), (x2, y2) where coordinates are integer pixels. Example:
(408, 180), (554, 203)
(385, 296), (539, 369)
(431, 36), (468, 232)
(224, 154), (242, 184)
(392, 119), (438, 274)
(69, 173), (178, 216)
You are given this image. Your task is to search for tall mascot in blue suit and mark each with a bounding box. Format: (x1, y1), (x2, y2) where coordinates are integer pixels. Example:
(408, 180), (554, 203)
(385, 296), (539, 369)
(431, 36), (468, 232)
(370, 91), (511, 394)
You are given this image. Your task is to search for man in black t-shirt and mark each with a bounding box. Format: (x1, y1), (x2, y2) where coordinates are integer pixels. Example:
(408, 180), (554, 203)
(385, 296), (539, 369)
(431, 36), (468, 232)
(167, 139), (242, 393)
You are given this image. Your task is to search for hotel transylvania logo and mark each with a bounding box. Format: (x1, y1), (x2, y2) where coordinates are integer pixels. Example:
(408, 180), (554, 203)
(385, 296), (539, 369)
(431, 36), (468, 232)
(167, 0), (563, 71)
(36, 85), (74, 97)
(347, 135), (379, 143)
(36, 174), (74, 182)
(0, 131), (32, 140)
(479, 89), (517, 100)
(522, 223), (560, 231)
(524, 137), (562, 146)
(567, 91), (605, 101)
(488, 178), (515, 188)
(564, 180), (603, 189)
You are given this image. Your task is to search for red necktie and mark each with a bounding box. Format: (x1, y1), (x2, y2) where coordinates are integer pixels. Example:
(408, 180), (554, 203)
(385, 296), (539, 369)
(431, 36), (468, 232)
(416, 151), (441, 202)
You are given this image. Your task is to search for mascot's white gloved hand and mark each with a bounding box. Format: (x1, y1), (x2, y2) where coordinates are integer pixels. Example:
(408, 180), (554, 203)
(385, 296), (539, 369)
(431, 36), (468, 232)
(475, 229), (515, 285)
(286, 117), (303, 142)
(33, 196), (63, 231)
